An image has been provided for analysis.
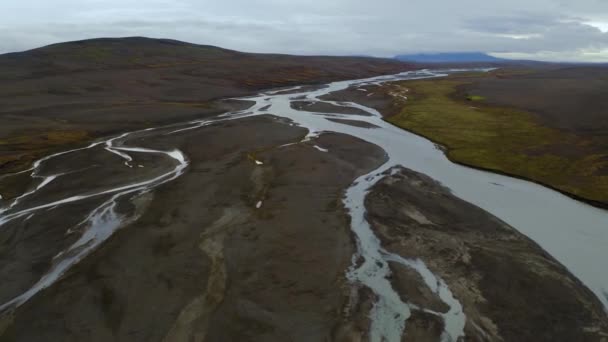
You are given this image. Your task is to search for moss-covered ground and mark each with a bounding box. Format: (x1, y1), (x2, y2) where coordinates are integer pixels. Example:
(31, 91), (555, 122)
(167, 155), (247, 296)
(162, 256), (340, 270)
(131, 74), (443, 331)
(0, 130), (91, 199)
(0, 130), (89, 173)
(385, 73), (608, 205)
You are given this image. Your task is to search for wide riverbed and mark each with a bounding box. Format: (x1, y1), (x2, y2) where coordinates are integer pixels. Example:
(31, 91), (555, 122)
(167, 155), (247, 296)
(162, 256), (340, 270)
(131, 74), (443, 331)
(1, 69), (607, 342)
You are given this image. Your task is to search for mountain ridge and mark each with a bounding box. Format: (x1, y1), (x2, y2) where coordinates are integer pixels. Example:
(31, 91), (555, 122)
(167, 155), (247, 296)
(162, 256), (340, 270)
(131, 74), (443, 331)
(394, 52), (506, 63)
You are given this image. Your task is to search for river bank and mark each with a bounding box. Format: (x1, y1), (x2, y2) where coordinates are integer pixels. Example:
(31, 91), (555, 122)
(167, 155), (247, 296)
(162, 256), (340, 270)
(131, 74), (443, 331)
(367, 166), (608, 341)
(318, 68), (608, 209)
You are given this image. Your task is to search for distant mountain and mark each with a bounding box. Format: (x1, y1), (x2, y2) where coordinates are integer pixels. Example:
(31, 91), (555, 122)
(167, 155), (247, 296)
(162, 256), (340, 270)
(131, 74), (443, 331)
(0, 37), (413, 86)
(0, 36), (414, 115)
(394, 52), (506, 63)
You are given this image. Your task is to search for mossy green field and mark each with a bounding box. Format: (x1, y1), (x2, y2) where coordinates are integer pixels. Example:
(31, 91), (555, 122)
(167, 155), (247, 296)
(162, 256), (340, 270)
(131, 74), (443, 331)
(385, 75), (608, 205)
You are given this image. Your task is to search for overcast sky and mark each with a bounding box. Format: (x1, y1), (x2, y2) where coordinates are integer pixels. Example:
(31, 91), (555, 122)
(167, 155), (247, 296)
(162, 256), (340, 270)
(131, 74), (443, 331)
(1, 0), (608, 62)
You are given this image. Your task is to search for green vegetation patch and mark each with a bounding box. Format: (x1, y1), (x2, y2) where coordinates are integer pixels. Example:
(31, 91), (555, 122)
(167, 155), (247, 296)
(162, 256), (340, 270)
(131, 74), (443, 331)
(0, 130), (91, 199)
(385, 78), (608, 204)
(466, 95), (485, 101)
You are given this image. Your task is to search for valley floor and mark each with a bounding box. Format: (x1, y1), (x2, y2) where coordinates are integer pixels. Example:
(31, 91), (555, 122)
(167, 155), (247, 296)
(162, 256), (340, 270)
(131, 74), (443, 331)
(1, 65), (608, 341)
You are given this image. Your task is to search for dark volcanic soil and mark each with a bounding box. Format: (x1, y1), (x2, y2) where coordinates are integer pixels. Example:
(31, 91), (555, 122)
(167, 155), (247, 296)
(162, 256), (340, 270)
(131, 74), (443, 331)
(464, 67), (608, 136)
(0, 116), (388, 342)
(366, 167), (608, 341)
(0, 37), (412, 175)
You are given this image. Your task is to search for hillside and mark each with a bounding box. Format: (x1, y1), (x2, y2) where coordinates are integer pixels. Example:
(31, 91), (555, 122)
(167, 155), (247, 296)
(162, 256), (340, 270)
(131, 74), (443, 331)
(1, 37), (410, 85)
(0, 37), (412, 119)
(0, 37), (412, 174)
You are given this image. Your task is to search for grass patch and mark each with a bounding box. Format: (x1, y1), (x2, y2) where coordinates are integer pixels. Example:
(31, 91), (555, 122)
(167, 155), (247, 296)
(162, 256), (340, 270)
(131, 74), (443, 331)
(385, 78), (608, 204)
(466, 95), (485, 102)
(0, 130), (91, 199)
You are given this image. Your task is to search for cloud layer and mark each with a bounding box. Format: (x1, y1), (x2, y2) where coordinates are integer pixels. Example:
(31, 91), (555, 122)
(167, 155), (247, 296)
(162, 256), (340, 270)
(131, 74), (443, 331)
(2, 0), (608, 61)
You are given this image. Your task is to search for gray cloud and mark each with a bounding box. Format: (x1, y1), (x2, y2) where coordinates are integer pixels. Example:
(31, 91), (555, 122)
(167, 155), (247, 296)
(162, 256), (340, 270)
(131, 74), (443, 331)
(1, 0), (608, 62)
(463, 14), (567, 35)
